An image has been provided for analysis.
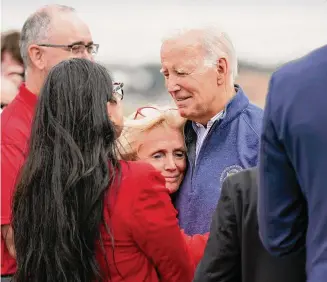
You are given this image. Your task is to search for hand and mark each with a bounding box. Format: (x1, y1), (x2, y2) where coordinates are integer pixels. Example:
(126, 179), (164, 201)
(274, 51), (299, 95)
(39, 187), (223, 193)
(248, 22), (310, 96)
(1, 225), (16, 258)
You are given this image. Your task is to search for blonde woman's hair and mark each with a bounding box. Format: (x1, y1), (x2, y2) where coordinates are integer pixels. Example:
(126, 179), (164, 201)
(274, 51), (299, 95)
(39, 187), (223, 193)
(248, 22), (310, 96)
(117, 105), (186, 161)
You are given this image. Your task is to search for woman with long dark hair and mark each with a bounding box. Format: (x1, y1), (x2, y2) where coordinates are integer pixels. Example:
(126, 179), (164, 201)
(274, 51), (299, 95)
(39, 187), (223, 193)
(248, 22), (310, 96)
(12, 58), (194, 282)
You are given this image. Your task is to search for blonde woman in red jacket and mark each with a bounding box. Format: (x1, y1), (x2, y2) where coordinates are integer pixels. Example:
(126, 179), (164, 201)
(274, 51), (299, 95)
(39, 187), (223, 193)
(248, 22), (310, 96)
(118, 105), (209, 266)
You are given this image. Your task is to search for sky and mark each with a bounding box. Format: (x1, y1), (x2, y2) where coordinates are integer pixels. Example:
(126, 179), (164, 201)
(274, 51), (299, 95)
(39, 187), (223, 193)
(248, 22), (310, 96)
(1, 0), (327, 66)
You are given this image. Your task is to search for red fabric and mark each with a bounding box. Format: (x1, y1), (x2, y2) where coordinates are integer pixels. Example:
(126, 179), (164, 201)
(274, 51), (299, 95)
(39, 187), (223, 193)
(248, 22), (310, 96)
(97, 161), (195, 282)
(1, 84), (37, 275)
(181, 230), (209, 267)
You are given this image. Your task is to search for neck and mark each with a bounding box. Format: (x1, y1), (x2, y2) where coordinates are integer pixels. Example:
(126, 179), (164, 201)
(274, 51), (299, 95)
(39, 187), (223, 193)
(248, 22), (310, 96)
(224, 82), (237, 102)
(24, 68), (44, 96)
(197, 84), (236, 126)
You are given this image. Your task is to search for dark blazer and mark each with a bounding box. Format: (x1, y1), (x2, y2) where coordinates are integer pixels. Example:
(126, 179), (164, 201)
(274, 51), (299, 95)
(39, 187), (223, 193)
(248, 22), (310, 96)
(258, 45), (327, 282)
(193, 168), (306, 282)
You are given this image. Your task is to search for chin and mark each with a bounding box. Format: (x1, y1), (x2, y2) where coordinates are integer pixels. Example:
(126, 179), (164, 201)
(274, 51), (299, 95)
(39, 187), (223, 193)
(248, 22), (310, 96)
(177, 107), (187, 116)
(166, 185), (179, 194)
(178, 108), (194, 120)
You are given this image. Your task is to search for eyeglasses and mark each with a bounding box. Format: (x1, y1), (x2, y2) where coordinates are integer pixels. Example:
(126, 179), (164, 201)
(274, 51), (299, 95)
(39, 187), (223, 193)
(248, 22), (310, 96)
(113, 82), (124, 101)
(37, 43), (99, 55)
(133, 106), (178, 120)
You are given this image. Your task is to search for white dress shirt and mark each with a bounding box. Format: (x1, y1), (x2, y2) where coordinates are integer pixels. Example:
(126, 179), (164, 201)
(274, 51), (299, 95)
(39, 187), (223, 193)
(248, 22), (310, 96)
(192, 110), (225, 163)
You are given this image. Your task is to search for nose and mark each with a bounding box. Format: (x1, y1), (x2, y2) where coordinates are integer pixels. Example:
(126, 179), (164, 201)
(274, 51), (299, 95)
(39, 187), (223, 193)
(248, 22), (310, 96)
(81, 51), (94, 61)
(166, 76), (181, 94)
(75, 48), (94, 61)
(164, 156), (177, 171)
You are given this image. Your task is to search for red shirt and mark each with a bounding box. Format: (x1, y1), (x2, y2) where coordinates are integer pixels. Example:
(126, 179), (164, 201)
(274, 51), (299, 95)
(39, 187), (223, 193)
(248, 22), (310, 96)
(1, 84), (37, 275)
(97, 161), (195, 281)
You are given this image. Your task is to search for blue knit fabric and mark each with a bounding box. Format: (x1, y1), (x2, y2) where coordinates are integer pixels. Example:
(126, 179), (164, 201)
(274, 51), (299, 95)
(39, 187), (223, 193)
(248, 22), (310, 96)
(175, 86), (263, 235)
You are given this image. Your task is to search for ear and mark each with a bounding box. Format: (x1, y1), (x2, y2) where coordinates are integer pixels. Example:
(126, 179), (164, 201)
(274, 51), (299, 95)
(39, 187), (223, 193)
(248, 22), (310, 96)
(28, 44), (46, 70)
(216, 57), (228, 85)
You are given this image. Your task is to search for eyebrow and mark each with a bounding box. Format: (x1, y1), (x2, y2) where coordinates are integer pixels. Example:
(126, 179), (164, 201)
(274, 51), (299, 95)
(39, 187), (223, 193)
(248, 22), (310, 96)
(175, 147), (186, 152)
(70, 40), (94, 46)
(146, 146), (186, 156)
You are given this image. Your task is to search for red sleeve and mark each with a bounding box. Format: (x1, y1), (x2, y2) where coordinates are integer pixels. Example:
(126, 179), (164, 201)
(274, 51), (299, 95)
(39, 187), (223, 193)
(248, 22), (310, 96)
(130, 167), (194, 282)
(181, 230), (209, 267)
(1, 143), (25, 225)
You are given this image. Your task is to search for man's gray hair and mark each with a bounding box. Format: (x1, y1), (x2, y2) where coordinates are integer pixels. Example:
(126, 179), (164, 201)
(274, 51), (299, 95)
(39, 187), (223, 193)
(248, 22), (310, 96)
(163, 26), (238, 81)
(20, 4), (75, 66)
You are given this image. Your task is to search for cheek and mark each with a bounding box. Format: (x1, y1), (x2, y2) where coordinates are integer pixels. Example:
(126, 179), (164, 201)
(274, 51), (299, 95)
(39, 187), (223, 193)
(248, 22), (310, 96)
(178, 79), (192, 93)
(176, 159), (187, 174)
(109, 102), (124, 127)
(52, 52), (75, 67)
(180, 77), (201, 94)
(116, 105), (124, 128)
(45, 54), (63, 71)
(164, 78), (169, 88)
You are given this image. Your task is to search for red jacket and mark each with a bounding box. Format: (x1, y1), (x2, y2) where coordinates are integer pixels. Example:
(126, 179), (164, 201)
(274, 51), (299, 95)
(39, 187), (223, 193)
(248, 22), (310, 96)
(96, 161), (197, 281)
(181, 230), (208, 267)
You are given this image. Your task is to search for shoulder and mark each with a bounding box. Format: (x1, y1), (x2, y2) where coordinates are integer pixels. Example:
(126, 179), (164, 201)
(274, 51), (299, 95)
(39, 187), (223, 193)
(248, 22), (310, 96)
(267, 46), (327, 127)
(240, 103), (263, 137)
(1, 98), (31, 145)
(274, 45), (327, 81)
(222, 168), (258, 212)
(215, 169), (257, 221)
(224, 168), (257, 195)
(270, 45), (327, 99)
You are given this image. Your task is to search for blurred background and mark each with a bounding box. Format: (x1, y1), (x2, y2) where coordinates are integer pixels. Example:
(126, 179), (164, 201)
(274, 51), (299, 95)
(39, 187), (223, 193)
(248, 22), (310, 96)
(2, 0), (327, 113)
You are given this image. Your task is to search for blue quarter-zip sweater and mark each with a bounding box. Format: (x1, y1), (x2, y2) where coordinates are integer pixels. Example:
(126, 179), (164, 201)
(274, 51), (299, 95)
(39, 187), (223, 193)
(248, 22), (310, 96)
(175, 86), (263, 235)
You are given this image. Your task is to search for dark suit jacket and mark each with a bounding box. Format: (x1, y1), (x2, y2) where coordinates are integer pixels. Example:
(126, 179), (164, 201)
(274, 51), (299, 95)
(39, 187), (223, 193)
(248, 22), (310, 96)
(193, 168), (306, 282)
(258, 45), (327, 282)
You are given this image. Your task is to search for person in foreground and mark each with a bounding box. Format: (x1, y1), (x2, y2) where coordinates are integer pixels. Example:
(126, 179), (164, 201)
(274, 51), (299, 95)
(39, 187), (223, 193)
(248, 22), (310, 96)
(160, 26), (263, 235)
(12, 58), (194, 282)
(118, 105), (209, 265)
(258, 45), (327, 282)
(1, 4), (97, 277)
(193, 168), (306, 282)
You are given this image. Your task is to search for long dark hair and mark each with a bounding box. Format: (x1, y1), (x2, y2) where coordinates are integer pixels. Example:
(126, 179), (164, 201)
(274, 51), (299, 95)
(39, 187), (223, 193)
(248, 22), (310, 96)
(12, 58), (120, 281)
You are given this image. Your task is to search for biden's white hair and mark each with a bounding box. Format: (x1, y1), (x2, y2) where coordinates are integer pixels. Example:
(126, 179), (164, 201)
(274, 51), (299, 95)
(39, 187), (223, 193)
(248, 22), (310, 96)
(162, 25), (238, 81)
